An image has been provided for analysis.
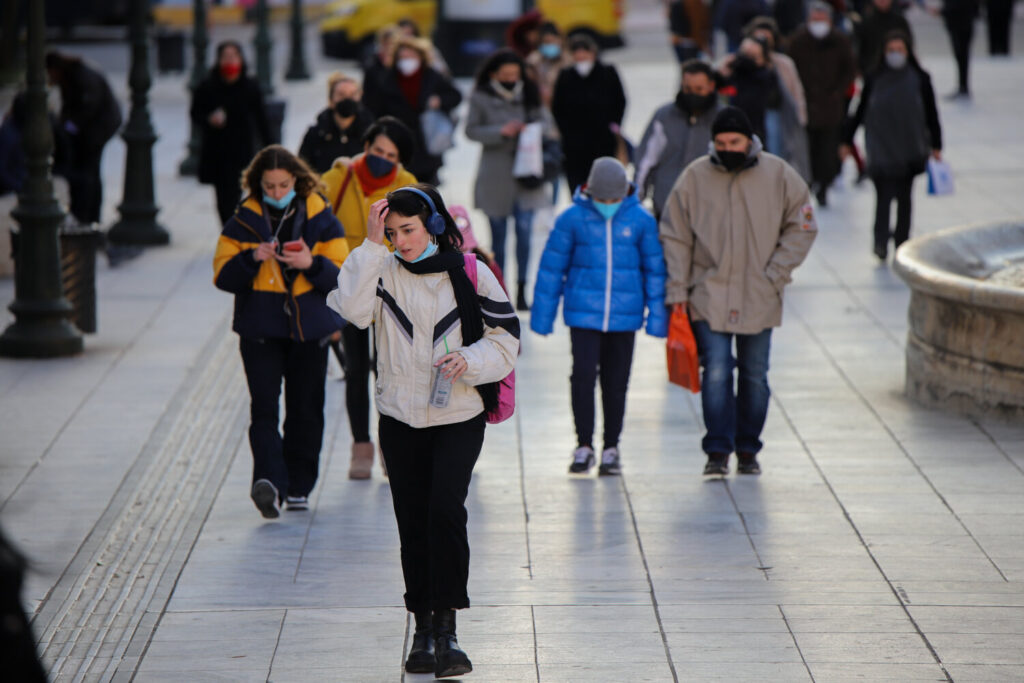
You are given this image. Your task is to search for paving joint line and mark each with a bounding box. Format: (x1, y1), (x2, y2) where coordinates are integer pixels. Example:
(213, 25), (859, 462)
(789, 304), (1009, 583)
(516, 404), (534, 580)
(777, 605), (816, 683)
(722, 480), (771, 581)
(265, 609), (288, 683)
(529, 604), (540, 683)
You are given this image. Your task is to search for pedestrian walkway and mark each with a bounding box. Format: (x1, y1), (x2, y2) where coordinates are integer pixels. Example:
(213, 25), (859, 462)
(2, 6), (1024, 681)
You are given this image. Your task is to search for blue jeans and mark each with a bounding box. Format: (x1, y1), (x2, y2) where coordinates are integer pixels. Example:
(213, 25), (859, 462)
(488, 203), (534, 285)
(764, 109), (782, 156)
(691, 320), (773, 456)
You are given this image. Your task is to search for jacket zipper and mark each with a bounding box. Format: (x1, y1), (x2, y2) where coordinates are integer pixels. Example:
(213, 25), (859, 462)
(602, 216), (613, 332)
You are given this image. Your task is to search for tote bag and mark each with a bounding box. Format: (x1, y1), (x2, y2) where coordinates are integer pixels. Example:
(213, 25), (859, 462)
(667, 305), (700, 393)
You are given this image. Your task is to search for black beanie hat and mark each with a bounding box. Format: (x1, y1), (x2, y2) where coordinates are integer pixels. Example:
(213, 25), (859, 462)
(711, 106), (754, 139)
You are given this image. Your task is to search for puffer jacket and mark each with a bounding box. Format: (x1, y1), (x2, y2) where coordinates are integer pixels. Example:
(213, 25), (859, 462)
(213, 193), (349, 341)
(531, 188), (668, 337)
(320, 156), (417, 252)
(659, 138), (816, 335)
(328, 242), (520, 428)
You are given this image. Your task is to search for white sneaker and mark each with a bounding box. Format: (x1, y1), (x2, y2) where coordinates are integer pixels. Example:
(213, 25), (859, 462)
(285, 495), (309, 511)
(568, 446), (595, 474)
(599, 447), (621, 476)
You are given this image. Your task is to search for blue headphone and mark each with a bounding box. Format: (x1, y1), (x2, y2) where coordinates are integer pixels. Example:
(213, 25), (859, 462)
(391, 187), (447, 235)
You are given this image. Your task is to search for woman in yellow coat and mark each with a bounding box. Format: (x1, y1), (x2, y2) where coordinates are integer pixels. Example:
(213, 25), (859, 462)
(321, 116), (417, 479)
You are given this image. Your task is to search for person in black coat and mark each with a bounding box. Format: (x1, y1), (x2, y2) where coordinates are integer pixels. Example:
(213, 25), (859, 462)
(551, 33), (627, 194)
(298, 72), (374, 174)
(718, 37), (780, 143)
(45, 50), (122, 224)
(843, 30), (942, 260)
(853, 0), (912, 76)
(937, 0), (980, 98)
(191, 41), (270, 225)
(361, 36), (462, 185)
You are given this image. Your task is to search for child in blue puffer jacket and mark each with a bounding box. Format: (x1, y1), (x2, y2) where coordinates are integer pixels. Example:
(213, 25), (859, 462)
(531, 157), (668, 476)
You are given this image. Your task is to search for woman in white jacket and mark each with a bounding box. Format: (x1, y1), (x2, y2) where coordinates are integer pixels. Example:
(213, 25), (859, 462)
(328, 184), (518, 679)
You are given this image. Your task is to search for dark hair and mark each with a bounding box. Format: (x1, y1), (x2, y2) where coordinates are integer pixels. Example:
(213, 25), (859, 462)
(44, 50), (80, 75)
(538, 21), (562, 39)
(567, 33), (598, 54)
(681, 59), (715, 80)
(211, 40), (248, 78)
(744, 17), (781, 51)
(241, 144), (322, 199)
(474, 48), (541, 109)
(362, 115), (416, 167)
(396, 18), (421, 37)
(384, 183), (464, 253)
(877, 29), (921, 72)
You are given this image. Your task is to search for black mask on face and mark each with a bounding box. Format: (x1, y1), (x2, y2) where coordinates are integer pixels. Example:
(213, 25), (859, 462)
(676, 90), (717, 114)
(733, 55), (758, 76)
(716, 149), (748, 171)
(334, 98), (358, 118)
(497, 80), (519, 91)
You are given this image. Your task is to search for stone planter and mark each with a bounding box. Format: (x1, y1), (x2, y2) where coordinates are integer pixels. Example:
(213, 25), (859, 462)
(894, 222), (1024, 420)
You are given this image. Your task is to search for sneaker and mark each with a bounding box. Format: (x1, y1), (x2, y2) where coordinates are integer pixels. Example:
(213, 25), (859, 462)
(598, 447), (622, 476)
(703, 453), (729, 476)
(285, 495), (309, 511)
(568, 446), (595, 474)
(251, 479), (281, 519)
(737, 452), (761, 475)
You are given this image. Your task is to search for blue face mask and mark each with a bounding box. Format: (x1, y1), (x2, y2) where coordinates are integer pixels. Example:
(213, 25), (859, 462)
(539, 44), (561, 60)
(365, 153), (396, 178)
(594, 201), (622, 221)
(263, 189), (295, 210)
(398, 241), (439, 263)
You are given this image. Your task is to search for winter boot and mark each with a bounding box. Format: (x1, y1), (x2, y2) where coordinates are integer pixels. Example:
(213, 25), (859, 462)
(404, 611), (435, 674)
(433, 609), (472, 678)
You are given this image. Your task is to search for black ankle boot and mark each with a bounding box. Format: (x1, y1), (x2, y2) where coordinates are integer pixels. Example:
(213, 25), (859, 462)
(405, 610), (435, 674)
(433, 609), (472, 678)
(516, 282), (529, 311)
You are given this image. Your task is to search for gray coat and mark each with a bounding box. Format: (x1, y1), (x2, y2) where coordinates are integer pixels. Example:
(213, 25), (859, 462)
(465, 88), (551, 218)
(635, 101), (720, 217)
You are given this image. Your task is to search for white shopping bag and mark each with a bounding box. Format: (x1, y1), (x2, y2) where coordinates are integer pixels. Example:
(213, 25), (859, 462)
(927, 158), (954, 196)
(512, 122), (544, 181)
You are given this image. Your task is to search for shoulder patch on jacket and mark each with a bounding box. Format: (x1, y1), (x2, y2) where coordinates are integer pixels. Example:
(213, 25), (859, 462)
(801, 203), (816, 231)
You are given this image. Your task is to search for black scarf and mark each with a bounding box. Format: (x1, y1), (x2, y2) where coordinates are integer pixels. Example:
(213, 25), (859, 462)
(397, 251), (499, 414)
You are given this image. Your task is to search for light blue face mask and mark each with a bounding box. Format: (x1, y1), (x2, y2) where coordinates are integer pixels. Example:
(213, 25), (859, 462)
(398, 241), (439, 263)
(594, 201), (622, 221)
(539, 44), (561, 60)
(263, 188), (296, 210)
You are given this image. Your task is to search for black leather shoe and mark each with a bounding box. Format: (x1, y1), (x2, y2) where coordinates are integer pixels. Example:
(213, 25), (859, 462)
(516, 282), (530, 311)
(703, 453), (729, 476)
(873, 244), (887, 261)
(404, 611), (435, 674)
(737, 452), (761, 475)
(433, 609), (472, 678)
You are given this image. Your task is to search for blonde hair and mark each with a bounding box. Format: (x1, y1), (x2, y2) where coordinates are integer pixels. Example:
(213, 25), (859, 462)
(326, 71), (359, 100)
(391, 35), (432, 67)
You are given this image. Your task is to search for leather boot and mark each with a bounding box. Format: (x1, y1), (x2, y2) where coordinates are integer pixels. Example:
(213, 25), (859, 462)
(404, 611), (435, 674)
(433, 609), (472, 678)
(348, 442), (373, 480)
(516, 282), (529, 311)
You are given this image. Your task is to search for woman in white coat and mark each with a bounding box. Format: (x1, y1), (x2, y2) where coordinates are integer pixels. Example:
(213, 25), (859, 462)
(329, 184), (518, 678)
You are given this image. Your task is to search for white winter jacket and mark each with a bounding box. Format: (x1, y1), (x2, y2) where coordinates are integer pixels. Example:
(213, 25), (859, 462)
(328, 241), (519, 428)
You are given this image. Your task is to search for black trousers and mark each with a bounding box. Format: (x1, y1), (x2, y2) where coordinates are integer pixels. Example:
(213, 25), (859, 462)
(341, 323), (372, 443)
(944, 12), (976, 92)
(569, 327), (637, 450)
(239, 336), (328, 499)
(807, 126), (842, 193)
(986, 0), (1014, 55)
(67, 143), (105, 224)
(872, 174), (915, 250)
(379, 413), (485, 614)
(214, 173), (242, 225)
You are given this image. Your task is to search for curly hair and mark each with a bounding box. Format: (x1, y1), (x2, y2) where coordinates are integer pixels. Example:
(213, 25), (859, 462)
(241, 144), (324, 199)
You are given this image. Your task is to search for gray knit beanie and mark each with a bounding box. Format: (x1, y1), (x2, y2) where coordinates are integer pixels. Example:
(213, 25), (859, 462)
(585, 157), (628, 201)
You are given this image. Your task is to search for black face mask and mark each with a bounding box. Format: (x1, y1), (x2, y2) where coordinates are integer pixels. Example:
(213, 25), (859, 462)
(334, 98), (358, 118)
(733, 55), (758, 76)
(716, 149), (748, 172)
(676, 91), (717, 114)
(497, 80), (519, 92)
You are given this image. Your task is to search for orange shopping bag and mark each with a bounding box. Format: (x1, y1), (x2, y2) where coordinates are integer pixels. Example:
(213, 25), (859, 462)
(667, 305), (700, 392)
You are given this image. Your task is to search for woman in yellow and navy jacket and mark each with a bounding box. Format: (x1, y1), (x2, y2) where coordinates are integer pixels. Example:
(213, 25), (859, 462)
(213, 144), (349, 519)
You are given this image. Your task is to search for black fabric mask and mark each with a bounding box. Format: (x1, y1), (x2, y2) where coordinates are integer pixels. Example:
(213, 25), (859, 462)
(676, 91), (717, 115)
(733, 55), (758, 75)
(717, 150), (748, 171)
(334, 98), (358, 118)
(497, 80), (519, 92)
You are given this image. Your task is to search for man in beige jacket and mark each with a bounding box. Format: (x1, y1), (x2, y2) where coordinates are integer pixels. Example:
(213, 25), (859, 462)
(659, 106), (817, 476)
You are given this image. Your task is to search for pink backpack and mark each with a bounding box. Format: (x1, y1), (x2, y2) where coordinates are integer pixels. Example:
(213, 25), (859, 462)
(463, 254), (516, 424)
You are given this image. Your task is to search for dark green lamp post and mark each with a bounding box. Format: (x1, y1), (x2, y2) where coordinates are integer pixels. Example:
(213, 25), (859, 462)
(284, 0), (310, 81)
(108, 0), (169, 246)
(0, 0), (83, 357)
(254, 0), (273, 95)
(178, 0), (208, 176)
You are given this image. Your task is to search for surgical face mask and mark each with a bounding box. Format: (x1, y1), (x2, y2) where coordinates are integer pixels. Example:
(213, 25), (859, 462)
(398, 241), (438, 262)
(333, 98), (358, 118)
(808, 21), (831, 40)
(539, 43), (561, 60)
(716, 150), (748, 172)
(575, 60), (594, 77)
(397, 58), (421, 76)
(365, 153), (396, 178)
(594, 201), (622, 221)
(885, 51), (908, 69)
(263, 188), (296, 210)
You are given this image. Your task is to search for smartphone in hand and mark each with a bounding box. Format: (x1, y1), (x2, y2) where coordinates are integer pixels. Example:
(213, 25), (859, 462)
(283, 239), (304, 252)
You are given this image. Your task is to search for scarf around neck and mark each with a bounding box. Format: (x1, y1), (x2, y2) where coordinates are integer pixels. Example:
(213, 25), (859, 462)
(352, 154), (399, 195)
(396, 251), (499, 413)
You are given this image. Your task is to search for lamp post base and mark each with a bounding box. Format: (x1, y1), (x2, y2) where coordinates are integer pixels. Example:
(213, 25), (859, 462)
(0, 303), (83, 358)
(107, 214), (170, 246)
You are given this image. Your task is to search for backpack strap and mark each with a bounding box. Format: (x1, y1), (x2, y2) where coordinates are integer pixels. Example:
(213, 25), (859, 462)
(463, 253), (479, 290)
(332, 167), (354, 215)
